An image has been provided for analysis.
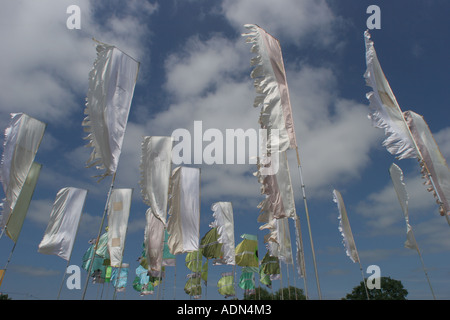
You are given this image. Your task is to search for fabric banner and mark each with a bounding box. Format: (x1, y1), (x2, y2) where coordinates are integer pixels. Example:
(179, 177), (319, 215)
(293, 214), (306, 278)
(256, 151), (296, 222)
(235, 234), (258, 269)
(243, 24), (297, 153)
(210, 202), (235, 265)
(0, 113), (46, 230)
(404, 111), (450, 216)
(83, 42), (139, 180)
(264, 217), (293, 264)
(6, 162), (41, 243)
(333, 189), (360, 263)
(167, 167), (200, 255)
(217, 272), (235, 298)
(364, 31), (417, 160)
(140, 136), (172, 225)
(38, 187), (87, 260)
(107, 188), (132, 267)
(389, 163), (418, 250)
(144, 207), (165, 276)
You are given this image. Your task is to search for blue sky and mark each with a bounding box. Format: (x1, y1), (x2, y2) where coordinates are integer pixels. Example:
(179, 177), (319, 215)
(0, 0), (449, 301)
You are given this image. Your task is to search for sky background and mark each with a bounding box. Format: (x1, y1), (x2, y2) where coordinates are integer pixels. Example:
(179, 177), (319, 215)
(0, 0), (449, 301)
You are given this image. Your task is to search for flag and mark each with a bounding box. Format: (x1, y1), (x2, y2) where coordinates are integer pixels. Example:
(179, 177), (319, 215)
(82, 232), (109, 279)
(83, 42), (139, 180)
(5, 162), (41, 243)
(38, 187), (87, 260)
(185, 273), (202, 299)
(107, 188), (132, 267)
(200, 227), (223, 262)
(0, 113), (46, 230)
(404, 111), (450, 216)
(140, 136), (173, 225)
(167, 166), (200, 255)
(217, 272), (235, 298)
(255, 151), (296, 221)
(239, 267), (256, 293)
(243, 24), (297, 153)
(210, 202), (235, 265)
(111, 263), (129, 292)
(333, 189), (360, 263)
(264, 217), (293, 265)
(293, 214), (306, 278)
(235, 234), (258, 269)
(364, 31), (417, 160)
(162, 230), (176, 266)
(389, 163), (418, 250)
(144, 207), (165, 276)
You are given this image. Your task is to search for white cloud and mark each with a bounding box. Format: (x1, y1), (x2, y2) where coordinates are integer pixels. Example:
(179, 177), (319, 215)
(221, 0), (339, 47)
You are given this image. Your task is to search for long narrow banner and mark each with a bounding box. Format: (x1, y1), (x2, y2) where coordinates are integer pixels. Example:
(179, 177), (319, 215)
(167, 167), (200, 255)
(107, 188), (133, 267)
(404, 111), (450, 216)
(0, 113), (46, 231)
(210, 202), (235, 265)
(140, 136), (172, 225)
(389, 163), (418, 250)
(38, 187), (88, 260)
(83, 42), (139, 180)
(333, 189), (360, 263)
(144, 207), (165, 276)
(243, 24), (297, 153)
(364, 31), (417, 160)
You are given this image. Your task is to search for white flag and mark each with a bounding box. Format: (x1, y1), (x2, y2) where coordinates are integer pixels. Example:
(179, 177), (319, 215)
(107, 188), (132, 267)
(0, 113), (46, 230)
(364, 31), (417, 160)
(389, 163), (418, 250)
(144, 207), (165, 276)
(210, 202), (235, 265)
(83, 42), (139, 180)
(38, 187), (88, 261)
(139, 136), (172, 225)
(333, 189), (360, 263)
(167, 167), (200, 255)
(243, 24), (297, 153)
(404, 111), (450, 216)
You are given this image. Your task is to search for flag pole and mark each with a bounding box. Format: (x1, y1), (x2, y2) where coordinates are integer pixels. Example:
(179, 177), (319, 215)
(412, 232), (436, 300)
(294, 147), (322, 299)
(82, 172), (117, 300)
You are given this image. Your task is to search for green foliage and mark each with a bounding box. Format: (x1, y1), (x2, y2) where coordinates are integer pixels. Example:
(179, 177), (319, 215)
(0, 293), (11, 300)
(343, 276), (408, 300)
(243, 286), (306, 300)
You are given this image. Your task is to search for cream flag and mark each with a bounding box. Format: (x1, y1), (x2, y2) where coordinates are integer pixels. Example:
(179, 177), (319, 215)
(364, 31), (417, 160)
(243, 24), (297, 153)
(167, 167), (200, 255)
(144, 207), (165, 276)
(404, 111), (450, 216)
(6, 162), (41, 243)
(0, 113), (46, 231)
(140, 136), (172, 225)
(210, 202), (235, 265)
(38, 187), (88, 260)
(107, 188), (132, 267)
(333, 189), (360, 263)
(389, 163), (418, 250)
(83, 42), (139, 180)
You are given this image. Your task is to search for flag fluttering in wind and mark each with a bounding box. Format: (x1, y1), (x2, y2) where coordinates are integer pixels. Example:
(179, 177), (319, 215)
(235, 234), (258, 269)
(140, 136), (173, 225)
(217, 272), (235, 298)
(389, 163), (418, 250)
(200, 227), (223, 262)
(111, 263), (129, 292)
(242, 24), (297, 153)
(239, 267), (256, 294)
(83, 41), (139, 181)
(210, 202), (235, 265)
(107, 188), (132, 267)
(364, 31), (417, 160)
(333, 190), (360, 263)
(0, 113), (46, 232)
(167, 166), (200, 255)
(403, 111), (450, 216)
(82, 232), (110, 281)
(144, 208), (165, 276)
(38, 187), (87, 261)
(5, 162), (41, 243)
(185, 272), (202, 299)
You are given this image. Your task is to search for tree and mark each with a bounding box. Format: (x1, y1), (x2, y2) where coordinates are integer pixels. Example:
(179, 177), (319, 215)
(0, 293), (11, 300)
(343, 277), (408, 300)
(243, 286), (306, 300)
